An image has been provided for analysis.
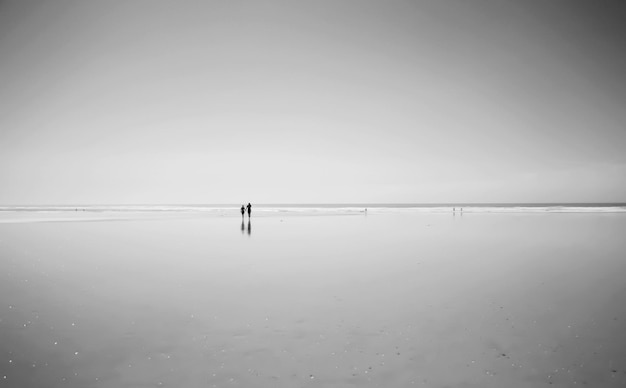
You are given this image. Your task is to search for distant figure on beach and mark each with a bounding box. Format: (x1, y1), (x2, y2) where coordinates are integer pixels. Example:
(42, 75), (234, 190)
(240, 205), (245, 217)
(246, 203), (252, 217)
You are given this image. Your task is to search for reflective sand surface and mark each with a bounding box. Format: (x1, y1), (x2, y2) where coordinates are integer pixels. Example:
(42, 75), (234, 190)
(1, 212), (625, 387)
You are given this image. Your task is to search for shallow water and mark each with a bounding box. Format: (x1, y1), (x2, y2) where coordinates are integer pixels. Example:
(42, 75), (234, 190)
(1, 212), (625, 387)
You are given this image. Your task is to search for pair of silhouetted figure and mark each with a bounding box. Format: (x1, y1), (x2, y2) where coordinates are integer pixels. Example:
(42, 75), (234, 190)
(239, 203), (252, 235)
(240, 203), (252, 218)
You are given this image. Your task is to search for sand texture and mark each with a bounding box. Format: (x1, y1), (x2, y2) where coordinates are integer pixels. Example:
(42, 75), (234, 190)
(1, 211), (625, 387)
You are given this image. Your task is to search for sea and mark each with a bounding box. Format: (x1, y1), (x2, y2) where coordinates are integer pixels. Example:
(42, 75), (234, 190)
(1, 203), (625, 215)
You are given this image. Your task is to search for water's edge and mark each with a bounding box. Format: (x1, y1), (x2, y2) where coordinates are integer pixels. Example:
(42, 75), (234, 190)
(1, 203), (625, 214)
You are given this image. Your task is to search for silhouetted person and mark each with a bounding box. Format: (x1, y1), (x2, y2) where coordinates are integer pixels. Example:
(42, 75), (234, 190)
(246, 203), (252, 218)
(240, 205), (245, 218)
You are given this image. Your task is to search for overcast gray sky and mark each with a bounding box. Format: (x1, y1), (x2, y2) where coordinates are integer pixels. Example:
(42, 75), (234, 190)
(1, 0), (625, 204)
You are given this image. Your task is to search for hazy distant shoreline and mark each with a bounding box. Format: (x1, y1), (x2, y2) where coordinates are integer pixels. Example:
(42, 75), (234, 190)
(1, 203), (625, 214)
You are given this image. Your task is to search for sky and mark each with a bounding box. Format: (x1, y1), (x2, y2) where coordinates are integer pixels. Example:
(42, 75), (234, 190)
(1, 0), (625, 204)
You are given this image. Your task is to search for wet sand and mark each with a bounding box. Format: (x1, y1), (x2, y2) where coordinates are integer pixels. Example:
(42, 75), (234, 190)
(1, 212), (625, 387)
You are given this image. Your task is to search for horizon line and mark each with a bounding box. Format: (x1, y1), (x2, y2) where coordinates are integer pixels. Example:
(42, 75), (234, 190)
(2, 202), (626, 207)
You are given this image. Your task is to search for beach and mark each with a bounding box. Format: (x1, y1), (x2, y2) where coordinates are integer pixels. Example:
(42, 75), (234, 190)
(1, 209), (625, 387)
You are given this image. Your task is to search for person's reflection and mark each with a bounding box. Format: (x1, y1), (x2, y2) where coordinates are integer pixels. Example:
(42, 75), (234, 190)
(241, 219), (245, 234)
(247, 219), (252, 235)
